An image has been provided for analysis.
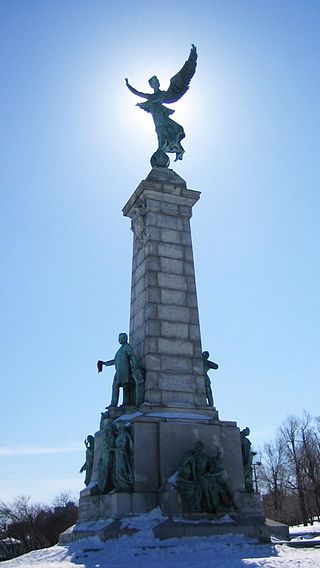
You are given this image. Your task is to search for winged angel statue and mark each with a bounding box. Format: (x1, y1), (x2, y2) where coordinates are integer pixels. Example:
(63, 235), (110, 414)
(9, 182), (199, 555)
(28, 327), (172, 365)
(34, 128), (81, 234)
(125, 45), (197, 168)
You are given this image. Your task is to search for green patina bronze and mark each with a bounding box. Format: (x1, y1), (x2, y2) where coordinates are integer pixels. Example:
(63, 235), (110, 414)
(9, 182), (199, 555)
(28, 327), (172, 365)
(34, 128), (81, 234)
(97, 332), (144, 408)
(209, 450), (237, 510)
(79, 435), (95, 486)
(97, 420), (134, 494)
(240, 427), (257, 493)
(176, 441), (235, 514)
(202, 350), (219, 407)
(125, 45), (197, 168)
(113, 422), (134, 492)
(98, 421), (115, 494)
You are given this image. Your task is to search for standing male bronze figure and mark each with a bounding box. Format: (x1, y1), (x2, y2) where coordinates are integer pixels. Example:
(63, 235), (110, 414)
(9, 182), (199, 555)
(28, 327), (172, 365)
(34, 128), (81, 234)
(97, 332), (144, 407)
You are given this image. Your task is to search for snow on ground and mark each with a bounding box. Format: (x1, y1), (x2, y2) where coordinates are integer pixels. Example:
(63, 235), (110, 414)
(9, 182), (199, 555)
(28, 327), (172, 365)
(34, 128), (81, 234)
(290, 521), (320, 535)
(3, 517), (320, 568)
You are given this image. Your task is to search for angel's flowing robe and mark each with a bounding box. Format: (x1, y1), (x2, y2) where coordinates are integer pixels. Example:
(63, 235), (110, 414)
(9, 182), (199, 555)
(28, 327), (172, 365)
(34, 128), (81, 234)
(138, 99), (185, 161)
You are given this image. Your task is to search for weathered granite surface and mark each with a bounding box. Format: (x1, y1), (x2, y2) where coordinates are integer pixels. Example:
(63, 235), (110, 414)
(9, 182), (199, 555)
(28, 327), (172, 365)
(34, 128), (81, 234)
(123, 168), (211, 410)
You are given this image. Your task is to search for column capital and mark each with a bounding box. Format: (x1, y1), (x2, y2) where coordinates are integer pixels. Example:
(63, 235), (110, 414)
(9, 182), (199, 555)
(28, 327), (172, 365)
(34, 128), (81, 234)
(123, 168), (200, 219)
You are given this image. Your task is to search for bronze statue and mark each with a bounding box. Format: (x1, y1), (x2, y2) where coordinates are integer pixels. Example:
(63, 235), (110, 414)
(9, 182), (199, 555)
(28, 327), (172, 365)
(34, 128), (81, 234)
(202, 351), (219, 407)
(125, 45), (197, 167)
(79, 435), (95, 486)
(97, 333), (144, 407)
(97, 421), (115, 494)
(240, 427), (257, 493)
(113, 422), (134, 492)
(209, 450), (237, 510)
(176, 447), (199, 511)
(176, 441), (234, 514)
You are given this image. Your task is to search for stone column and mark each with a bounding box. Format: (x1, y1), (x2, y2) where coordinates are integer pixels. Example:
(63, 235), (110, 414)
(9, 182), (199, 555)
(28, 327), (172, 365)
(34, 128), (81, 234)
(123, 167), (214, 413)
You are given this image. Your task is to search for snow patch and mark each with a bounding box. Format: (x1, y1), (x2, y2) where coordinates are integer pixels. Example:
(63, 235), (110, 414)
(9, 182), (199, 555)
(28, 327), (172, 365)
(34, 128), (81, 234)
(4, 520), (320, 567)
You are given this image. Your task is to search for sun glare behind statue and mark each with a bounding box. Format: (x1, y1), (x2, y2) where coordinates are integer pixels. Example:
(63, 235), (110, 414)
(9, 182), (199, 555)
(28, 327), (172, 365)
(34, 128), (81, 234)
(79, 51), (245, 175)
(76, 58), (247, 180)
(76, 69), (155, 178)
(119, 62), (233, 169)
(181, 65), (251, 172)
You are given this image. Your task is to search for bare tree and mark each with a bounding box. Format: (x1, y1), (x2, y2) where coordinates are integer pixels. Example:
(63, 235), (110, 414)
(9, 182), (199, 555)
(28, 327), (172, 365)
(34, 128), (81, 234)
(280, 415), (309, 524)
(260, 412), (320, 526)
(0, 494), (78, 559)
(298, 412), (320, 522)
(53, 491), (78, 509)
(259, 437), (289, 522)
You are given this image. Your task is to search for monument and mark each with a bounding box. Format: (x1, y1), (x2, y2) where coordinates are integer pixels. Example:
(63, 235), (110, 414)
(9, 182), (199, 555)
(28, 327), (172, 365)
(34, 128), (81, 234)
(60, 46), (288, 544)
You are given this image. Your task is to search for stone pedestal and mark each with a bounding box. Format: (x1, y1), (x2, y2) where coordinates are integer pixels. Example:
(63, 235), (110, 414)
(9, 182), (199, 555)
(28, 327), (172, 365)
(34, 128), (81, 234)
(79, 411), (245, 504)
(123, 167), (213, 412)
(60, 168), (288, 544)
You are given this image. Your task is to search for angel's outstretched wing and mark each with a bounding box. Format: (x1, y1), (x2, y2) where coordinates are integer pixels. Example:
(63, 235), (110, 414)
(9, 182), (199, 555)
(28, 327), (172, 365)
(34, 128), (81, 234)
(163, 44), (197, 104)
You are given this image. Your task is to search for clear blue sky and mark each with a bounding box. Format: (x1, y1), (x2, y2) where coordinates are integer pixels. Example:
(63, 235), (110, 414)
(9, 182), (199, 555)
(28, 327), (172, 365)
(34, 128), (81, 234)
(1, 0), (319, 503)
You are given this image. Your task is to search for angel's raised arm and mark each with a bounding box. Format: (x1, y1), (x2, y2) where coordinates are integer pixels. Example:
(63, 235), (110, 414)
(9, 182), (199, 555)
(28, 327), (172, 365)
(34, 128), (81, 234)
(125, 78), (149, 99)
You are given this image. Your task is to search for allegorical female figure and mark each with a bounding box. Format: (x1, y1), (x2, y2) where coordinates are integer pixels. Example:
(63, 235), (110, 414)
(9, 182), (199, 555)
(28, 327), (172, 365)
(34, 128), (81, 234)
(79, 435), (95, 486)
(113, 422), (134, 492)
(97, 421), (115, 494)
(125, 45), (197, 167)
(240, 427), (257, 492)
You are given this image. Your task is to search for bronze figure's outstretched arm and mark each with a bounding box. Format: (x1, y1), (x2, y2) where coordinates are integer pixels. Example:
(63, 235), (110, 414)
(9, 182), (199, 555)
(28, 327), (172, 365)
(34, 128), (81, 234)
(125, 78), (149, 99)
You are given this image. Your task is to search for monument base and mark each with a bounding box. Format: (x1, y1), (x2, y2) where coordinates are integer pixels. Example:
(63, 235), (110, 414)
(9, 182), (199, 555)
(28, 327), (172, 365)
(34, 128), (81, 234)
(78, 491), (158, 520)
(84, 410), (249, 510)
(60, 510), (289, 545)
(60, 409), (289, 545)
